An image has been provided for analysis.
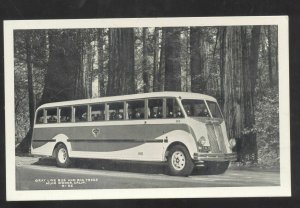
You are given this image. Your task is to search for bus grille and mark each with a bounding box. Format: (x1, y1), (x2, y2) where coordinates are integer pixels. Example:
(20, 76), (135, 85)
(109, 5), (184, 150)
(206, 124), (227, 153)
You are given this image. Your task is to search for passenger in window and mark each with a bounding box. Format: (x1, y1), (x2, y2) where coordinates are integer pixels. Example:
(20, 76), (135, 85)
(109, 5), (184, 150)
(116, 112), (123, 120)
(199, 108), (209, 117)
(60, 116), (66, 122)
(176, 110), (182, 118)
(135, 111), (141, 119)
(168, 111), (173, 118)
(184, 107), (191, 116)
(48, 115), (56, 123)
(157, 111), (162, 118)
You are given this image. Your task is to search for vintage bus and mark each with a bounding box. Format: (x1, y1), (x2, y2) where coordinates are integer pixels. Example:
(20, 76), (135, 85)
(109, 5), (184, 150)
(31, 92), (236, 176)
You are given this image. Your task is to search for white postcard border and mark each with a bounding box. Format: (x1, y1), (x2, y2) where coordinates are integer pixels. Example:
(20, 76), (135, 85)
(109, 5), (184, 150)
(4, 16), (290, 201)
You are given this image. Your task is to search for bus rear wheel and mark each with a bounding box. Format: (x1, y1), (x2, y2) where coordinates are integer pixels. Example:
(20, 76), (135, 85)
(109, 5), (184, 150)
(55, 143), (71, 168)
(167, 145), (194, 176)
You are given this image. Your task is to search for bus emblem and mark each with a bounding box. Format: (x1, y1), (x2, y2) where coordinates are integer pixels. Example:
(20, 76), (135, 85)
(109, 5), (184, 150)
(92, 128), (100, 137)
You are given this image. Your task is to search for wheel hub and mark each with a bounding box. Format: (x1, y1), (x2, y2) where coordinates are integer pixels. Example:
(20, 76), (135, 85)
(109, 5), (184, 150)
(58, 148), (67, 163)
(171, 151), (186, 171)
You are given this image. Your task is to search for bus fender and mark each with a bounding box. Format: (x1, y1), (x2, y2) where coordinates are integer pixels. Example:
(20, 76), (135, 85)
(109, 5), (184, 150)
(164, 130), (198, 159)
(52, 134), (72, 156)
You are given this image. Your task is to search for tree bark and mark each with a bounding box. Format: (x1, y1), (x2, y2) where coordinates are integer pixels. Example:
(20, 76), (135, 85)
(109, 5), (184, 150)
(107, 28), (135, 96)
(142, 28), (150, 93)
(158, 28), (165, 91)
(274, 26), (279, 87)
(86, 32), (94, 98)
(97, 29), (106, 97)
(152, 27), (159, 92)
(240, 26), (261, 163)
(41, 30), (83, 104)
(24, 31), (35, 129)
(221, 27), (243, 142)
(219, 27), (226, 109)
(190, 27), (206, 93)
(267, 26), (273, 88)
(164, 27), (182, 91)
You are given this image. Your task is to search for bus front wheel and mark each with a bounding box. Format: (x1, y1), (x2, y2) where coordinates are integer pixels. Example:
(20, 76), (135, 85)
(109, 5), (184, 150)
(55, 143), (71, 168)
(167, 145), (194, 176)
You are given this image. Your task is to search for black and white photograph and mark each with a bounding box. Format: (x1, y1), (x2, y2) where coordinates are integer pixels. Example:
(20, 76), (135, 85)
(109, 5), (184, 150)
(4, 17), (290, 200)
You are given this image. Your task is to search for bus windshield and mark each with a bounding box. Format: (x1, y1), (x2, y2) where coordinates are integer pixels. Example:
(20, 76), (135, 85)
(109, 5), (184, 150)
(181, 99), (222, 118)
(206, 100), (223, 118)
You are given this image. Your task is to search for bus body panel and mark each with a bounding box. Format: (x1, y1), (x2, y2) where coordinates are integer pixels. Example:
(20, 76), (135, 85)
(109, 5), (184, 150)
(31, 119), (197, 161)
(31, 133), (71, 156)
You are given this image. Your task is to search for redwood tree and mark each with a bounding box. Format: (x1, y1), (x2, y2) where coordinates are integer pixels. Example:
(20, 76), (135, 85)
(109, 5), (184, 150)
(97, 28), (106, 97)
(142, 27), (150, 93)
(41, 30), (83, 104)
(240, 26), (261, 162)
(164, 27), (182, 91)
(106, 28), (135, 96)
(190, 27), (206, 93)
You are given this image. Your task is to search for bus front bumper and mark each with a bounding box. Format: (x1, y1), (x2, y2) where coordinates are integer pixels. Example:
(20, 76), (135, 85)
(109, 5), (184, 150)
(193, 152), (237, 162)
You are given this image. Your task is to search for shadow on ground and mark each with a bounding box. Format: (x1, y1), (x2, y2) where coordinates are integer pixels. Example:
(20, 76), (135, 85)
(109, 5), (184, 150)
(33, 157), (214, 175)
(34, 158), (169, 174)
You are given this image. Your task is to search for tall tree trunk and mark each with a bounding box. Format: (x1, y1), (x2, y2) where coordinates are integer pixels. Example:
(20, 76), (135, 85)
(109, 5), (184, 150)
(75, 30), (86, 99)
(221, 27), (243, 144)
(41, 30), (82, 104)
(219, 27), (226, 109)
(274, 26), (279, 87)
(152, 27), (159, 92)
(158, 28), (165, 91)
(87, 35), (93, 98)
(98, 29), (106, 97)
(164, 27), (181, 91)
(185, 28), (190, 92)
(241, 26), (261, 163)
(142, 28), (150, 93)
(17, 31), (36, 154)
(25, 31), (35, 129)
(190, 27), (207, 93)
(267, 26), (273, 88)
(107, 28), (135, 96)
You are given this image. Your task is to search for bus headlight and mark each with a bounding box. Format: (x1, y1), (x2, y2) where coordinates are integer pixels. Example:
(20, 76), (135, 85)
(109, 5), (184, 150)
(197, 136), (210, 152)
(198, 136), (206, 146)
(229, 138), (236, 149)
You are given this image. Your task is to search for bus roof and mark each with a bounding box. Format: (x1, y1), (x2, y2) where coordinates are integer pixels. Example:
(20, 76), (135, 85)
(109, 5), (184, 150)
(37, 91), (217, 109)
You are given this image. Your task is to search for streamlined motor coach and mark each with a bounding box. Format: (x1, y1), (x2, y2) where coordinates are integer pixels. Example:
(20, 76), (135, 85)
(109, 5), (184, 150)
(31, 92), (237, 176)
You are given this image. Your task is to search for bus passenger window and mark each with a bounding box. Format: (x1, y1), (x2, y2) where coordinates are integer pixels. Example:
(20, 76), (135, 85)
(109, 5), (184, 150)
(46, 108), (57, 123)
(126, 100), (144, 120)
(36, 109), (44, 124)
(166, 98), (184, 118)
(75, 106), (88, 122)
(181, 99), (210, 117)
(148, 99), (163, 119)
(91, 104), (105, 121)
(108, 102), (124, 120)
(60, 107), (71, 123)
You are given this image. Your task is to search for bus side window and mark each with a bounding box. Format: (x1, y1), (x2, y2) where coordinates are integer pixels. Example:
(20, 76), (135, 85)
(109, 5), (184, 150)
(60, 107), (71, 123)
(166, 98), (184, 118)
(75, 105), (88, 122)
(148, 99), (163, 119)
(108, 102), (124, 120)
(91, 104), (105, 121)
(126, 100), (144, 120)
(36, 109), (44, 124)
(46, 108), (57, 123)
